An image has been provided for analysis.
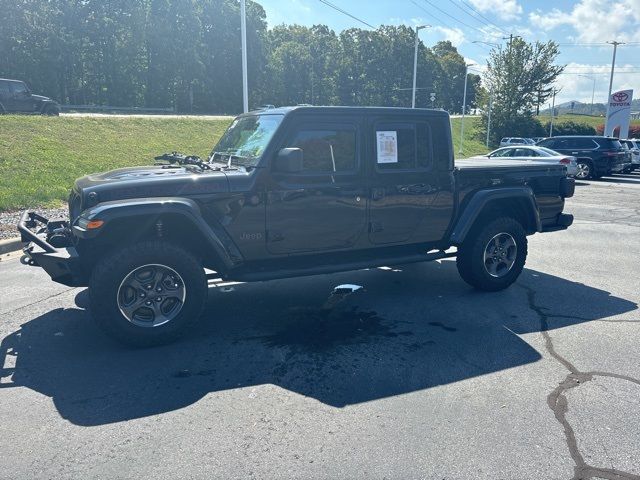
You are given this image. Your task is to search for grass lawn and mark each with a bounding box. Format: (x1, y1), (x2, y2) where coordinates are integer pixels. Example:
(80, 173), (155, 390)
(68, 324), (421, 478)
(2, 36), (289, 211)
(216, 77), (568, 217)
(451, 116), (489, 158)
(0, 116), (231, 211)
(539, 113), (640, 130)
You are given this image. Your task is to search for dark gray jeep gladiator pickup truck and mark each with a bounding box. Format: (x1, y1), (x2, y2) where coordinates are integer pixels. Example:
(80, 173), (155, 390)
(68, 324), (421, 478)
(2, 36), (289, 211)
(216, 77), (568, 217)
(19, 106), (575, 346)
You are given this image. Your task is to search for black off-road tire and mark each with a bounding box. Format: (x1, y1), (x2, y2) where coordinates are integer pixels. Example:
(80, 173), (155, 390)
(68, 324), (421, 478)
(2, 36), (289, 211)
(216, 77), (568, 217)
(43, 104), (60, 116)
(89, 241), (207, 347)
(456, 216), (528, 292)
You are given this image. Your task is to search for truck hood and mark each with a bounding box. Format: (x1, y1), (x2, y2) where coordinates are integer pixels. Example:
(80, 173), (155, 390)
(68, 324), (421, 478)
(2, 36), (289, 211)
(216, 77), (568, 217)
(73, 165), (230, 206)
(31, 94), (52, 102)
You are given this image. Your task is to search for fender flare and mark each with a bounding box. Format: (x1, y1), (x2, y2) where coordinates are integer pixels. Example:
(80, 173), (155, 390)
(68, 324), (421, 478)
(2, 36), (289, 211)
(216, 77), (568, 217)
(449, 187), (541, 245)
(73, 197), (243, 269)
(39, 101), (59, 114)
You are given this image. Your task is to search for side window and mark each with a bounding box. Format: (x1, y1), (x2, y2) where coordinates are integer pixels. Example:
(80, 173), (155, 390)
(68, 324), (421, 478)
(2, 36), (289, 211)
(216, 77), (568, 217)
(491, 148), (512, 158)
(288, 127), (356, 173)
(374, 122), (432, 171)
(514, 148), (532, 157)
(574, 138), (596, 149)
(9, 82), (27, 95)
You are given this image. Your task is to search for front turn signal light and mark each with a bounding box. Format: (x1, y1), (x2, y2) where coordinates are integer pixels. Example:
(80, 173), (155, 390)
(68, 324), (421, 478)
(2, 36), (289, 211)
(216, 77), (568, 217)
(86, 220), (104, 229)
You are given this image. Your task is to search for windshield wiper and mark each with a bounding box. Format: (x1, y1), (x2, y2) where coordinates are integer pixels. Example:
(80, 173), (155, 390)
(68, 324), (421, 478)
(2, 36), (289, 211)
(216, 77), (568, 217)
(210, 151), (255, 169)
(154, 152), (219, 171)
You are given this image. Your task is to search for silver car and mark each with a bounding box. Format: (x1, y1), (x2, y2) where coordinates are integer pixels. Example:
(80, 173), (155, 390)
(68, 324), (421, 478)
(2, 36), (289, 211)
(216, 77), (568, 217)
(622, 139), (640, 171)
(474, 145), (578, 176)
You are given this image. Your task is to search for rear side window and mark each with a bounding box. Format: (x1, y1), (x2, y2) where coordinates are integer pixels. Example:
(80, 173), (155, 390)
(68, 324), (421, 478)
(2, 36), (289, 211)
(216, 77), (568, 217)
(289, 127), (357, 173)
(374, 122), (432, 171)
(596, 138), (622, 149)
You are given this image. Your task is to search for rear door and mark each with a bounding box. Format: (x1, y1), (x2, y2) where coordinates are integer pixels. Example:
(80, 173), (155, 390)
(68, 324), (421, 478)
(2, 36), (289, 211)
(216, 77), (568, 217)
(265, 116), (367, 254)
(367, 115), (454, 245)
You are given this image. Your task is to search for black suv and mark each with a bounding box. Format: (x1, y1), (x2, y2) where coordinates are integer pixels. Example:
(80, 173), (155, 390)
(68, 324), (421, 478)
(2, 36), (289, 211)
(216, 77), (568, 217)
(19, 106), (574, 346)
(536, 136), (625, 180)
(0, 78), (60, 115)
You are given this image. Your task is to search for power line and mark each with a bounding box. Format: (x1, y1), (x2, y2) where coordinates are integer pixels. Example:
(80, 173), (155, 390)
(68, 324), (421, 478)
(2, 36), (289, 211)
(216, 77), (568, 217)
(446, 0), (492, 30)
(317, 0), (375, 29)
(419, 0), (486, 34)
(452, 0), (508, 34)
(410, 0), (453, 31)
(459, 0), (508, 34)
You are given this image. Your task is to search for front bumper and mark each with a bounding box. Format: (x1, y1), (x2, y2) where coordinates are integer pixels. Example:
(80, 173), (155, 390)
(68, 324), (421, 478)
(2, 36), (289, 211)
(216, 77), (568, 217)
(18, 211), (86, 287)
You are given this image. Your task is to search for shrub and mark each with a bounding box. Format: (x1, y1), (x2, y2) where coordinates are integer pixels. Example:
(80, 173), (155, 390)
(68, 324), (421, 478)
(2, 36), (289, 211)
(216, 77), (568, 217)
(543, 120), (596, 136)
(595, 124), (640, 138)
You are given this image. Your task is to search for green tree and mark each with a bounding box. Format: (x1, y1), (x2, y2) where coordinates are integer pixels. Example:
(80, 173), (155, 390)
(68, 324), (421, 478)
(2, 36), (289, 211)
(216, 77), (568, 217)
(479, 38), (564, 146)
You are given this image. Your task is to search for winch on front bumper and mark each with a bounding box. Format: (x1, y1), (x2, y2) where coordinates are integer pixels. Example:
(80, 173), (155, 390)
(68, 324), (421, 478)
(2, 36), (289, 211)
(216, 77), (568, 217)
(17, 211), (86, 287)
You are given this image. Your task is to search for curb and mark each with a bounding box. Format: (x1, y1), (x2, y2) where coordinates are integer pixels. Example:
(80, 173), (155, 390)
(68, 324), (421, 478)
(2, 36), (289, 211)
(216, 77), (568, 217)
(0, 237), (22, 256)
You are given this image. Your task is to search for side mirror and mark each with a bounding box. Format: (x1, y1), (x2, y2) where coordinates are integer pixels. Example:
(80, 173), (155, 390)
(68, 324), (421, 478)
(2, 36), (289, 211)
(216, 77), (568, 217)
(274, 148), (303, 173)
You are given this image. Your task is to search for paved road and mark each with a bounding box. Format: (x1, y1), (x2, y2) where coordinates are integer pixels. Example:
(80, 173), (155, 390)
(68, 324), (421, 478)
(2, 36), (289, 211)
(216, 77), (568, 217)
(1, 173), (639, 479)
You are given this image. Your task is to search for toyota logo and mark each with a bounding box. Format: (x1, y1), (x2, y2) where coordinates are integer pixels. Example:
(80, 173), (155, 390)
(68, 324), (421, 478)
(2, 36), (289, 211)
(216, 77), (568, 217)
(613, 91), (629, 102)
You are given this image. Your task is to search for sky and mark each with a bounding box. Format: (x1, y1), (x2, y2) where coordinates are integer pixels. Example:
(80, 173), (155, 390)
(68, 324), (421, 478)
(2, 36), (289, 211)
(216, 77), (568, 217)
(258, 0), (640, 107)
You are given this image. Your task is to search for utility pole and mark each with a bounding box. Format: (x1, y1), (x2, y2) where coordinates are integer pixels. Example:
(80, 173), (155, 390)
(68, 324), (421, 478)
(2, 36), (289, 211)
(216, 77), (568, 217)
(240, 0), (249, 113)
(412, 25), (430, 108)
(459, 63), (474, 155)
(486, 89), (493, 148)
(604, 41), (624, 133)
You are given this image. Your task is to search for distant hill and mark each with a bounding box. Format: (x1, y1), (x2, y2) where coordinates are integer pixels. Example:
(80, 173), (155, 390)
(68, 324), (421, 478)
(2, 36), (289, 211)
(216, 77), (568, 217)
(541, 98), (640, 116)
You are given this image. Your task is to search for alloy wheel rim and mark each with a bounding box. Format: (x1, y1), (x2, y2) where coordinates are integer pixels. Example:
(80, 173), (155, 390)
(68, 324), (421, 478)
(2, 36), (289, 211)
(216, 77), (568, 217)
(576, 163), (590, 179)
(483, 233), (517, 278)
(117, 264), (186, 327)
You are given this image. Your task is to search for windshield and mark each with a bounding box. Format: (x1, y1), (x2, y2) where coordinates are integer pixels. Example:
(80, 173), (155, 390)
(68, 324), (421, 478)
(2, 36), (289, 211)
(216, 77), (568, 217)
(211, 114), (283, 167)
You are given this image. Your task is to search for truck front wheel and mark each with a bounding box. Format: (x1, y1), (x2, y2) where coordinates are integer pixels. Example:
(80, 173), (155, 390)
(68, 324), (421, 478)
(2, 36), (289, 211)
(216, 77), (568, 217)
(456, 217), (528, 291)
(89, 241), (207, 346)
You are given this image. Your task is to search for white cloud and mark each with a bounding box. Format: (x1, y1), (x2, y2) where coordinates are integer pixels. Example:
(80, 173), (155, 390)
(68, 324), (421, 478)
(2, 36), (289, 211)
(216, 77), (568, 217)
(554, 62), (640, 105)
(433, 26), (465, 47)
(529, 0), (640, 43)
(468, 0), (523, 21)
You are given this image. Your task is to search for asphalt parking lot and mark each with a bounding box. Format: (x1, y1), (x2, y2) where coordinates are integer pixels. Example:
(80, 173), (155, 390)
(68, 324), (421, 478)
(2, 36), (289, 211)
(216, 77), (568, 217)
(1, 172), (639, 480)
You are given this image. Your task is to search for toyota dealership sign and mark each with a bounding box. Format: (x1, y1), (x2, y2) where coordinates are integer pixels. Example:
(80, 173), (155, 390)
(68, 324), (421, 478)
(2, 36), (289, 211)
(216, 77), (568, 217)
(605, 89), (633, 138)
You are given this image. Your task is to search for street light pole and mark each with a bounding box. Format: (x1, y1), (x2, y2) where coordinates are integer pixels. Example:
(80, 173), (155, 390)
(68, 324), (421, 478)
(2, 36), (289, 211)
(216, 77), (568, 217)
(459, 63), (474, 155)
(412, 25), (430, 108)
(605, 41), (624, 132)
(486, 89), (493, 148)
(240, 0), (249, 113)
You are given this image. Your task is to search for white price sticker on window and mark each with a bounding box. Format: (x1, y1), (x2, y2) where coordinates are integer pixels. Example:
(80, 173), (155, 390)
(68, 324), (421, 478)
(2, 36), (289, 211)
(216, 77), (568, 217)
(376, 131), (398, 163)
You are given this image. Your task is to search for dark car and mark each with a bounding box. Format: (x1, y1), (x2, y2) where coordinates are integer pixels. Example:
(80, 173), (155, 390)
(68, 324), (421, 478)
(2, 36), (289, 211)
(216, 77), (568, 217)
(536, 136), (625, 180)
(19, 106), (574, 346)
(0, 78), (60, 115)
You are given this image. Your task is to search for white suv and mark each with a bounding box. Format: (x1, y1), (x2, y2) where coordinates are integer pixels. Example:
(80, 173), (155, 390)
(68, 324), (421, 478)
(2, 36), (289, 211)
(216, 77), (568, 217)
(626, 139), (640, 170)
(500, 137), (528, 147)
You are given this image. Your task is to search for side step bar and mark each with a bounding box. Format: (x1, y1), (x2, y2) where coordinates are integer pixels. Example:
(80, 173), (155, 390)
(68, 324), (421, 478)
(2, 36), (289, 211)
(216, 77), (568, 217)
(224, 249), (457, 282)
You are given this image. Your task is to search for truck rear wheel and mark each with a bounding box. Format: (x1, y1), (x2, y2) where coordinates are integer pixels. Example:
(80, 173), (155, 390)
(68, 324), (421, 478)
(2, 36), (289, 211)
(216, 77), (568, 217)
(89, 241), (207, 346)
(456, 217), (527, 291)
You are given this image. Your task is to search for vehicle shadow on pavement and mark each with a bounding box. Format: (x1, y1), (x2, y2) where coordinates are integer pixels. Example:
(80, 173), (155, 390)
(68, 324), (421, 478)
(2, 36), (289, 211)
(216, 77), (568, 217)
(1, 260), (636, 426)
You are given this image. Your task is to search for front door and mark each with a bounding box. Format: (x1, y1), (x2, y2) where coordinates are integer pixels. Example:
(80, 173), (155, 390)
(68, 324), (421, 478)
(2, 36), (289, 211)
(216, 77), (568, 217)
(368, 117), (451, 245)
(266, 118), (367, 254)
